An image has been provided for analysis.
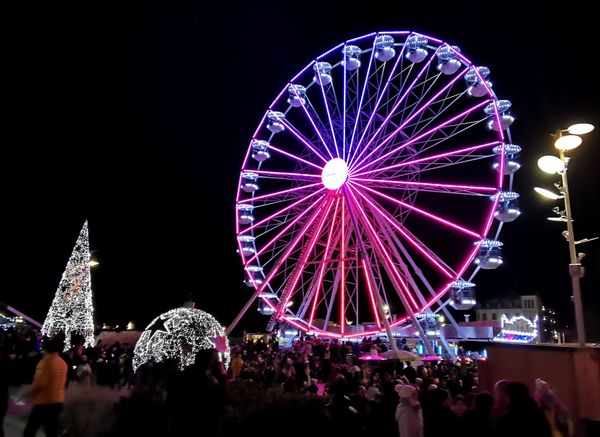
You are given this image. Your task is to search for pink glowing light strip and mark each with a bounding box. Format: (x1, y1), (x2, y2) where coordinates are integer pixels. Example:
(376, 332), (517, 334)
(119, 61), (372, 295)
(245, 194), (326, 265)
(340, 195), (346, 336)
(346, 186), (419, 310)
(238, 182), (323, 205)
(253, 195), (331, 301)
(352, 178), (496, 194)
(348, 46), (441, 167)
(350, 140), (500, 178)
(238, 187), (326, 237)
(308, 197), (340, 327)
(352, 187), (454, 278)
(362, 258), (382, 328)
(350, 181), (481, 239)
(278, 197), (335, 313)
(351, 99), (490, 173)
(252, 169), (321, 179)
(268, 144), (324, 171)
(279, 119), (329, 164)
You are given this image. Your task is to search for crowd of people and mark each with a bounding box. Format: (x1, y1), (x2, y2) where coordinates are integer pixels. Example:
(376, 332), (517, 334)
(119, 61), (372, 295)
(1, 326), (574, 437)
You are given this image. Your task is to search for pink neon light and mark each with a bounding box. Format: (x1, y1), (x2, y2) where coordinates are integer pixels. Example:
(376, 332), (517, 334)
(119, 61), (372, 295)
(352, 178), (496, 193)
(254, 195), (331, 300)
(245, 195), (326, 265)
(350, 141), (500, 178)
(351, 181), (481, 239)
(340, 196), (346, 336)
(348, 46), (441, 166)
(353, 187), (454, 278)
(278, 197), (335, 314)
(252, 169), (321, 179)
(346, 187), (419, 310)
(308, 197), (340, 327)
(362, 258), (382, 328)
(239, 187), (326, 235)
(279, 119), (329, 164)
(351, 99), (490, 173)
(267, 144), (324, 170)
(238, 182), (323, 205)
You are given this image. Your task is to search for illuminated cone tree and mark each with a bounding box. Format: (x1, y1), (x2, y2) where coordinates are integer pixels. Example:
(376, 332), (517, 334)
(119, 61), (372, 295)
(42, 221), (95, 349)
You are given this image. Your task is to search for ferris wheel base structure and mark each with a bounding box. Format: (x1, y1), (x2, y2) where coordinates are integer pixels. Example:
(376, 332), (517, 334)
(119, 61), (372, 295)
(231, 31), (521, 358)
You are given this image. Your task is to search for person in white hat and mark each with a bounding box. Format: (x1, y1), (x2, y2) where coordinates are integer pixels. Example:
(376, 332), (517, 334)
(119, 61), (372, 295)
(395, 384), (423, 437)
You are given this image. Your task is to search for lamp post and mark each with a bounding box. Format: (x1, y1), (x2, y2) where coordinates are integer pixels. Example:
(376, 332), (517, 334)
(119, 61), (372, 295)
(534, 123), (595, 347)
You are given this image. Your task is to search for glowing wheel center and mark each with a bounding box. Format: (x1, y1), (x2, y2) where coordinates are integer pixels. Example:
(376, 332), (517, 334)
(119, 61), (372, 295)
(321, 158), (348, 190)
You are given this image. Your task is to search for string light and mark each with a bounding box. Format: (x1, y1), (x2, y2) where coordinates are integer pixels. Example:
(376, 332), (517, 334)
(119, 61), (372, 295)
(133, 307), (230, 372)
(42, 221), (95, 350)
(493, 314), (538, 343)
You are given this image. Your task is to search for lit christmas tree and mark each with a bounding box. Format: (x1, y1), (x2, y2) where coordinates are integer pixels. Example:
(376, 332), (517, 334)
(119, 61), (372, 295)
(42, 221), (95, 349)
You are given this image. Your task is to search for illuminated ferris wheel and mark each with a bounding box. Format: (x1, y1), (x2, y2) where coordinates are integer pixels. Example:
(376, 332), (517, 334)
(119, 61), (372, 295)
(229, 31), (520, 341)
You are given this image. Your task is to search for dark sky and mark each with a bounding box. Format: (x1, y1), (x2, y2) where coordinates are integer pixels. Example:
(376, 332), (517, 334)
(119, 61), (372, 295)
(6, 0), (600, 339)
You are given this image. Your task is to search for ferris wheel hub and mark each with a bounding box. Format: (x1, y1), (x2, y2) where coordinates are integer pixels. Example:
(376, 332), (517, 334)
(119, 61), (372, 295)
(321, 158), (349, 190)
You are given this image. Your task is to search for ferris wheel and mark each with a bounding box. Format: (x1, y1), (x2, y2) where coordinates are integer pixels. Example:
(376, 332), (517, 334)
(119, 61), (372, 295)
(229, 31), (520, 342)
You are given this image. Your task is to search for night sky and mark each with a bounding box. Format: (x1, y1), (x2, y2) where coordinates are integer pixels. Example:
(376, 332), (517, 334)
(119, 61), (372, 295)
(6, 1), (600, 339)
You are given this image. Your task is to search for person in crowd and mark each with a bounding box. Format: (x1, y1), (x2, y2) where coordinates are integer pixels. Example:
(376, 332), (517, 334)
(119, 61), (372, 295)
(0, 348), (9, 437)
(464, 391), (495, 436)
(490, 379), (509, 423)
(395, 384), (423, 437)
(423, 388), (458, 437)
(497, 381), (552, 437)
(534, 379), (573, 437)
(22, 336), (68, 437)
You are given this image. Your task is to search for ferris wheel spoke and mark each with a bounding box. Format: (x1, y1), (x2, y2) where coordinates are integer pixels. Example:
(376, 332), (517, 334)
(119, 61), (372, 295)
(352, 44), (408, 158)
(361, 258), (382, 329)
(314, 72), (340, 157)
(350, 99), (491, 174)
(351, 186), (455, 278)
(277, 196), (336, 317)
(253, 196), (332, 310)
(267, 143), (324, 171)
(251, 169), (321, 181)
(353, 178), (497, 196)
(348, 47), (440, 168)
(291, 89), (336, 159)
(279, 118), (329, 163)
(238, 181), (323, 204)
(350, 181), (481, 239)
(392, 67), (468, 141)
(244, 194), (327, 266)
(238, 187), (326, 235)
(351, 140), (500, 179)
(345, 187), (420, 311)
(307, 197), (340, 327)
(347, 36), (378, 158)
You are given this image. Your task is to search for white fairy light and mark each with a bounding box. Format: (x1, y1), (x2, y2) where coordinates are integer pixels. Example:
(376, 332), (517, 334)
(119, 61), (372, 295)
(133, 307), (230, 372)
(42, 221), (95, 350)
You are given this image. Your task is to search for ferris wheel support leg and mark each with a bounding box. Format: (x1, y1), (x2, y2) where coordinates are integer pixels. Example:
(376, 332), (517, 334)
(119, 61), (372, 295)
(438, 327), (457, 361)
(345, 187), (435, 356)
(226, 288), (263, 336)
(343, 189), (400, 355)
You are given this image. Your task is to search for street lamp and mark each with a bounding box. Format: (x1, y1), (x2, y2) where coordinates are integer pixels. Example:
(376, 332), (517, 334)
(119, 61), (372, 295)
(534, 123), (595, 347)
